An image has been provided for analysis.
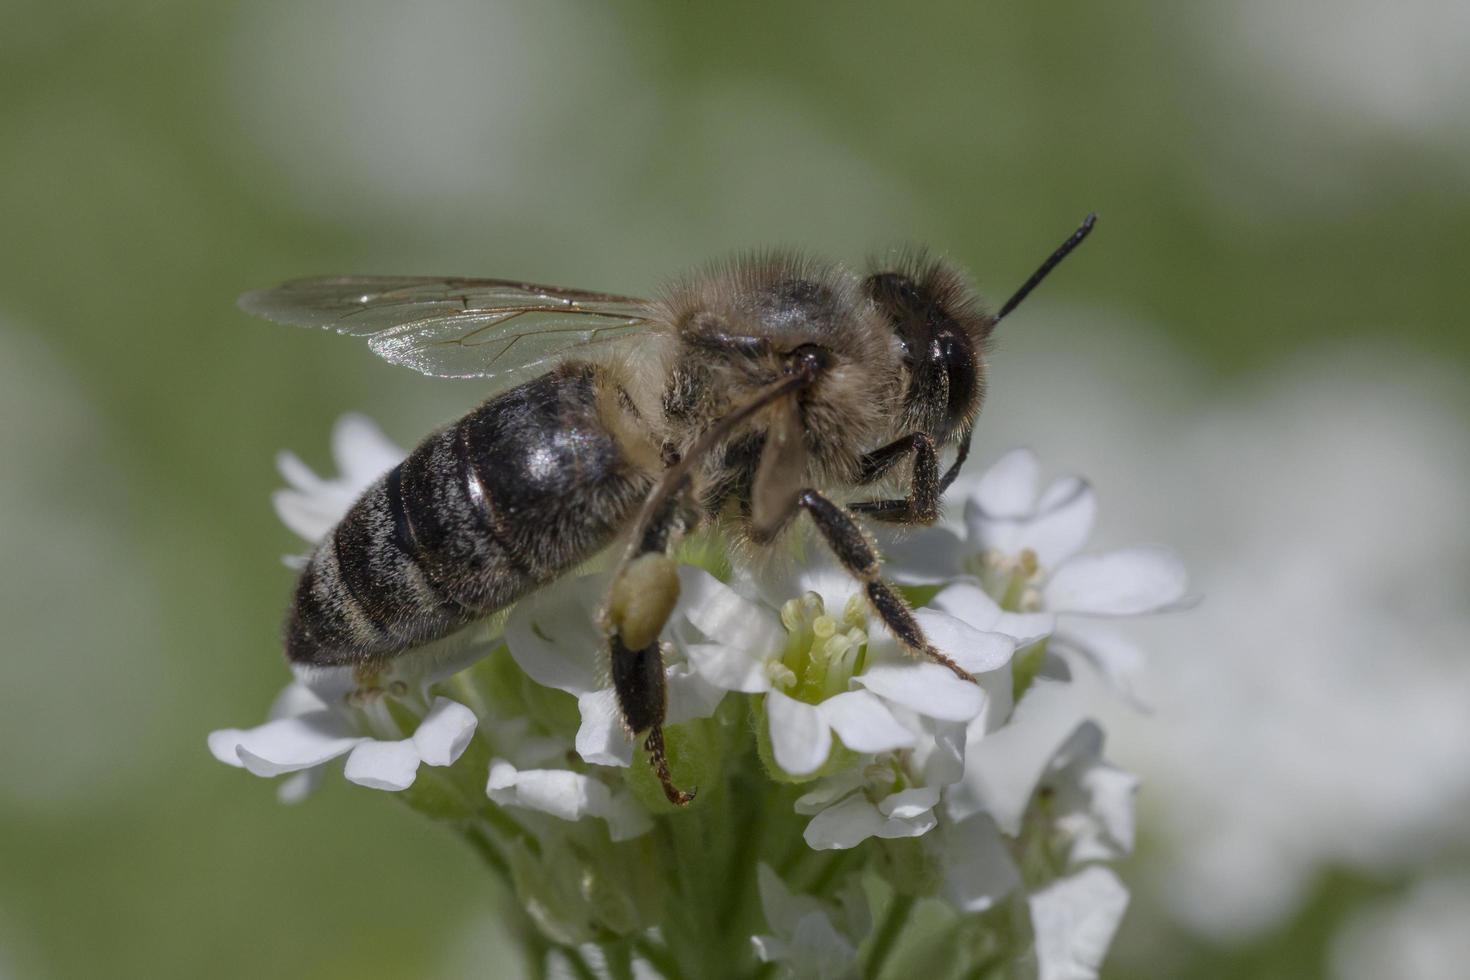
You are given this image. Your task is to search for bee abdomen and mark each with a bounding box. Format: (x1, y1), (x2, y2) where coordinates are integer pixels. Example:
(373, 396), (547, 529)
(286, 363), (655, 668)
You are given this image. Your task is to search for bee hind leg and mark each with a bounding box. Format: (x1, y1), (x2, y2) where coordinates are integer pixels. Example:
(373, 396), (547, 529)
(603, 374), (826, 806)
(608, 629), (693, 807)
(606, 531), (695, 806)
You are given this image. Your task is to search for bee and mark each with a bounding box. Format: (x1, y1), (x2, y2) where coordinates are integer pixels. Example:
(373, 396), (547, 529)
(239, 215), (1096, 805)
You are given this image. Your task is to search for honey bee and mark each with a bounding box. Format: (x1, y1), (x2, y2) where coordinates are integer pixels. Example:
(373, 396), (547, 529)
(239, 215), (1096, 805)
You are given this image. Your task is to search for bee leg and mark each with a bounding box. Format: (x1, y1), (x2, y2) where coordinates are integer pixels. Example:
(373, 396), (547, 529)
(603, 374), (821, 805)
(606, 525), (696, 806)
(848, 432), (941, 524)
(848, 423), (974, 524)
(608, 630), (694, 806)
(796, 488), (975, 683)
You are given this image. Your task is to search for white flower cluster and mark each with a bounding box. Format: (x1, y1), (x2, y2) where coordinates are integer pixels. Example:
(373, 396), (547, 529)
(210, 414), (1191, 979)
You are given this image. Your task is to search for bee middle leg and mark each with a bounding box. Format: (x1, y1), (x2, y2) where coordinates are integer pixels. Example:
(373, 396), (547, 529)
(794, 489), (974, 683)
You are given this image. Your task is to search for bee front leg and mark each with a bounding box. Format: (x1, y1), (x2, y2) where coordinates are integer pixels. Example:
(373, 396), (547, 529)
(847, 423), (973, 524)
(847, 432), (941, 524)
(797, 489), (975, 683)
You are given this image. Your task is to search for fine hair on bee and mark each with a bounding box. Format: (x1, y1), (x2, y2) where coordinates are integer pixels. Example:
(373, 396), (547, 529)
(238, 213), (1097, 806)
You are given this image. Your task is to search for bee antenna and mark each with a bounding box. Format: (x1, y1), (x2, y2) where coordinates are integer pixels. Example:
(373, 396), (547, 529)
(995, 212), (1097, 323)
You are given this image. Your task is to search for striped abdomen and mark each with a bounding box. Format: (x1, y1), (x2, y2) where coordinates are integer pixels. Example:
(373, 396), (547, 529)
(285, 362), (656, 667)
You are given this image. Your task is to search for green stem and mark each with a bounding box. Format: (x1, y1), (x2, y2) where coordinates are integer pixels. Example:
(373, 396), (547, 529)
(605, 941), (637, 980)
(460, 820), (509, 877)
(806, 847), (861, 894)
(524, 934), (551, 980)
(864, 894), (916, 980)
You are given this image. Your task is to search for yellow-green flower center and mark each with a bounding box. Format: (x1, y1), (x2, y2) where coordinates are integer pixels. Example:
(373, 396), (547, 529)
(967, 547), (1045, 612)
(771, 591), (869, 704)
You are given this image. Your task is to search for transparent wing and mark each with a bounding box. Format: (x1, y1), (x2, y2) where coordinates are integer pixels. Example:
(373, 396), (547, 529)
(237, 275), (657, 382)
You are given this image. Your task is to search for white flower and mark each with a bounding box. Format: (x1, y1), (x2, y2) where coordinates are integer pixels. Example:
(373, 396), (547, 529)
(1029, 866), (1130, 980)
(1010, 348), (1470, 941)
(796, 711), (966, 850)
(674, 561), (1011, 777)
(937, 680), (1136, 919)
(751, 864), (866, 980)
(272, 412), (405, 546)
(209, 413), (502, 798)
(217, 408), (1172, 977)
(505, 572), (724, 768)
(208, 682), (477, 797)
(887, 448), (1191, 704)
(487, 757), (652, 841)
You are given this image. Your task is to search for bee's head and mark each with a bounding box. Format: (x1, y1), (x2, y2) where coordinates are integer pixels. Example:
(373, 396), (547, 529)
(863, 254), (995, 447)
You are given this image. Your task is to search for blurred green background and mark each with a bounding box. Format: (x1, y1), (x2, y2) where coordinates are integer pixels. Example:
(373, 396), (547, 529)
(3, 1), (1468, 978)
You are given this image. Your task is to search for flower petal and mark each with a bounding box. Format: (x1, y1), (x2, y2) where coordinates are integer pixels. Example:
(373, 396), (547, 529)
(946, 679), (1084, 831)
(682, 642), (771, 693)
(207, 728), (249, 768)
(766, 690), (833, 776)
(1044, 547), (1189, 616)
(275, 767), (325, 804)
(487, 759), (597, 822)
(972, 448), (1040, 518)
(855, 662), (985, 722)
(330, 412), (405, 483)
(267, 681), (329, 720)
(803, 794), (935, 850)
(229, 710), (365, 777)
(756, 863), (825, 931)
(486, 759), (652, 840)
(1029, 867), (1129, 980)
(343, 739), (421, 791)
(786, 912), (859, 976)
(272, 484), (352, 543)
(677, 567), (786, 654)
(504, 575), (604, 696)
(1056, 622), (1149, 708)
(929, 580), (1003, 630)
(818, 691), (917, 754)
(878, 526), (968, 584)
(930, 581), (1057, 649)
(994, 610), (1059, 647)
(412, 697), (478, 766)
(1045, 722), (1139, 866)
(575, 688), (633, 767)
(964, 506), (1030, 557)
(667, 664), (727, 724)
(880, 786), (941, 820)
(275, 448), (329, 495)
(913, 608), (1016, 674)
(793, 770), (868, 815)
(1022, 477), (1097, 567)
(937, 814), (1022, 913)
(750, 934), (790, 964)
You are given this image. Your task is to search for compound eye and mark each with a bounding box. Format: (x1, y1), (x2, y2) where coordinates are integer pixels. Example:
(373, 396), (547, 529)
(786, 343), (831, 377)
